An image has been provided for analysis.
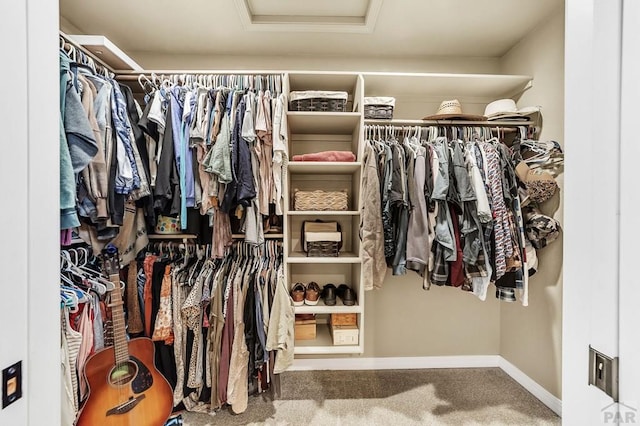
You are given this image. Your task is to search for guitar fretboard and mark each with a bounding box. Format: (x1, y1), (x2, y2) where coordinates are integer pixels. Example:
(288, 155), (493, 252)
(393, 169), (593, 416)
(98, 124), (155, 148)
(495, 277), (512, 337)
(108, 273), (130, 365)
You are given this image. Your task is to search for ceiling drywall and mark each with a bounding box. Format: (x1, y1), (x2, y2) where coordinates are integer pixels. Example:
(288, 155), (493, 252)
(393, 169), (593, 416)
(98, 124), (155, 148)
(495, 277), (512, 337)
(60, 0), (562, 60)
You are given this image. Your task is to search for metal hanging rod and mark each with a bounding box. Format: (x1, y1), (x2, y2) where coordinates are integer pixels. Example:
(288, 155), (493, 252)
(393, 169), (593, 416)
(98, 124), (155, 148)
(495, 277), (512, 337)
(365, 119), (532, 128)
(116, 71), (283, 81)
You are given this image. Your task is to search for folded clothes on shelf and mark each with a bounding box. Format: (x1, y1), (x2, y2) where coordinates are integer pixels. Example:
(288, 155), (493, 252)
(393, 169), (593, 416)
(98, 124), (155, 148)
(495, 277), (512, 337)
(292, 151), (356, 162)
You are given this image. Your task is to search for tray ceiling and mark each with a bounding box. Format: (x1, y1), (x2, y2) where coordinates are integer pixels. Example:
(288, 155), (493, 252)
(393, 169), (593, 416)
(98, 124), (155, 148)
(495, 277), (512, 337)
(60, 0), (562, 58)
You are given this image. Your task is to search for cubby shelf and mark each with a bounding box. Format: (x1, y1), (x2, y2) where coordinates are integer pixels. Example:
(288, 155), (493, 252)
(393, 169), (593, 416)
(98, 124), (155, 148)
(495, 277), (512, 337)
(288, 161), (362, 174)
(231, 234), (284, 239)
(287, 210), (359, 216)
(286, 252), (361, 263)
(287, 111), (361, 134)
(294, 324), (362, 355)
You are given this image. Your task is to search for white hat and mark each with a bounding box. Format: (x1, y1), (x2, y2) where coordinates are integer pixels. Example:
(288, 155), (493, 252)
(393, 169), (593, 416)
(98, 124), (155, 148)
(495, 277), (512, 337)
(484, 99), (541, 121)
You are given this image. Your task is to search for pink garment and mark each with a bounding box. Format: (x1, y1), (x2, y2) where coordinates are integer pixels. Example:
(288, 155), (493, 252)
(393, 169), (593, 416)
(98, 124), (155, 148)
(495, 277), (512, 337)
(292, 151), (356, 162)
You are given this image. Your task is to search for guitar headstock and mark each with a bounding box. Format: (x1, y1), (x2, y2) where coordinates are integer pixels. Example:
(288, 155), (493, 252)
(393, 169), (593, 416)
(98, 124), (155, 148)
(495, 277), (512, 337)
(101, 244), (120, 277)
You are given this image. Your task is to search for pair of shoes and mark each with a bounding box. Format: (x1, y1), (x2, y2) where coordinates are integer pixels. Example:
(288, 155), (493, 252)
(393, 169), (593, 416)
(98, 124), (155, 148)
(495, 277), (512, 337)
(291, 282), (322, 306)
(322, 284), (337, 306)
(337, 284), (357, 306)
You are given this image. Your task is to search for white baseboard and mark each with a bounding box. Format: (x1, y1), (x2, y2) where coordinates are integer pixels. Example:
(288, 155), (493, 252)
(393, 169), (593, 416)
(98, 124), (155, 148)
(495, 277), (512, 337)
(498, 357), (562, 417)
(290, 355), (562, 417)
(291, 355), (500, 371)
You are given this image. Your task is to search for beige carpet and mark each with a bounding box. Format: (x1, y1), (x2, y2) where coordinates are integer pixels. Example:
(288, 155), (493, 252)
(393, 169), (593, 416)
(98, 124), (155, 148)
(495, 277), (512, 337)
(181, 368), (560, 425)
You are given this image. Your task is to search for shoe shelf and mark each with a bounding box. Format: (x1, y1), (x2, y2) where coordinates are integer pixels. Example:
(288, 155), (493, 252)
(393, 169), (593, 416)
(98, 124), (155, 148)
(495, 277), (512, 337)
(294, 323), (363, 355)
(288, 161), (362, 174)
(294, 300), (363, 315)
(286, 252), (361, 263)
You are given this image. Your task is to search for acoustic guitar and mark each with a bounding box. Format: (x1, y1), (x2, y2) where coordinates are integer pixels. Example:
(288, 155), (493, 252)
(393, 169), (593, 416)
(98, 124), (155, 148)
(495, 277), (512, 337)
(76, 245), (173, 426)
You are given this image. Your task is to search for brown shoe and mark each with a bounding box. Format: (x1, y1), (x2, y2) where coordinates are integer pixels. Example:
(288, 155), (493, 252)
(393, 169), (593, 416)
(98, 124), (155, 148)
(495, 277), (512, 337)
(305, 281), (321, 306)
(291, 283), (306, 306)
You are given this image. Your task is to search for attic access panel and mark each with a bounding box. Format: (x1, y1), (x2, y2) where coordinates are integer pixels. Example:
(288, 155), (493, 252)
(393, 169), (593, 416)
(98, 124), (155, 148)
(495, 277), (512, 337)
(234, 0), (383, 32)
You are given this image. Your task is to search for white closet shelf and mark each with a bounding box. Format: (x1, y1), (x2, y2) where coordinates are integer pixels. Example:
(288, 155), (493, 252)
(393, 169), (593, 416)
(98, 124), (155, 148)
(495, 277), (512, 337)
(287, 252), (361, 263)
(294, 300), (363, 315)
(362, 72), (532, 100)
(288, 161), (362, 174)
(287, 112), (361, 134)
(147, 234), (198, 240)
(231, 233), (284, 239)
(288, 72), (359, 93)
(287, 210), (359, 216)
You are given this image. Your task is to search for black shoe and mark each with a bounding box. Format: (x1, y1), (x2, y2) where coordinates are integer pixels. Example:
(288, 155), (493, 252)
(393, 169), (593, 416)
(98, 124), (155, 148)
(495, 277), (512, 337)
(337, 284), (356, 306)
(322, 283), (337, 306)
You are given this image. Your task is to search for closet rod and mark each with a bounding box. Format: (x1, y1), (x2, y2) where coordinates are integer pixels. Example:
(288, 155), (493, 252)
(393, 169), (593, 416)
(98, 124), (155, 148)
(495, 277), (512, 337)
(365, 119), (532, 128)
(59, 31), (116, 75)
(116, 71), (283, 81)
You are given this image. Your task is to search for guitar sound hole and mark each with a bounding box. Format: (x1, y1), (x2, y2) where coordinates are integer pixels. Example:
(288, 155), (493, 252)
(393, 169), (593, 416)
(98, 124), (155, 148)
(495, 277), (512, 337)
(108, 361), (138, 387)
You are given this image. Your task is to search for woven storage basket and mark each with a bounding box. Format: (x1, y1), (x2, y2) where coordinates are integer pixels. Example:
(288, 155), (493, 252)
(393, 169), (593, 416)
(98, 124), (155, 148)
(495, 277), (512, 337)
(302, 220), (342, 257)
(364, 97), (395, 119)
(307, 241), (340, 257)
(293, 189), (348, 211)
(290, 91), (348, 112)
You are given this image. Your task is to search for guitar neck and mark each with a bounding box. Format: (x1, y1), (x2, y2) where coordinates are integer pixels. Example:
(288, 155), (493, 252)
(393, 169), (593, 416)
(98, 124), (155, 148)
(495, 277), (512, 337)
(106, 265), (129, 365)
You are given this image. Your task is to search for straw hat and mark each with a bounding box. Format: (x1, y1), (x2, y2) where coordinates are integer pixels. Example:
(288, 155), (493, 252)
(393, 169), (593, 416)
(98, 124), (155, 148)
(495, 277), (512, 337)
(423, 99), (486, 121)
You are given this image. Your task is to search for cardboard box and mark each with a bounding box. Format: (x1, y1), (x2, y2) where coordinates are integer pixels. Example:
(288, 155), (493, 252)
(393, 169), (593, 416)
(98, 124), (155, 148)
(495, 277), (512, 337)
(330, 313), (357, 327)
(295, 314), (316, 341)
(330, 324), (359, 346)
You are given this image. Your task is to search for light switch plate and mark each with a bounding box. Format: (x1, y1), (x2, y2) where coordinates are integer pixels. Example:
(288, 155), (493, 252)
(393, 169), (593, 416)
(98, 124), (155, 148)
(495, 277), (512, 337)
(2, 361), (22, 409)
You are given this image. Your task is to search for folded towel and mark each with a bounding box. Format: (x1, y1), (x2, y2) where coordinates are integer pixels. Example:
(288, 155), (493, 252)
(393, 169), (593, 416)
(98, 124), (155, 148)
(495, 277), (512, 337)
(292, 151), (356, 162)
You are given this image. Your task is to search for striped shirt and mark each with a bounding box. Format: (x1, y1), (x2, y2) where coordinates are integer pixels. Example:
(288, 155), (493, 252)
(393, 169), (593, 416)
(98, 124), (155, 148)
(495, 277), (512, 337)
(480, 142), (512, 280)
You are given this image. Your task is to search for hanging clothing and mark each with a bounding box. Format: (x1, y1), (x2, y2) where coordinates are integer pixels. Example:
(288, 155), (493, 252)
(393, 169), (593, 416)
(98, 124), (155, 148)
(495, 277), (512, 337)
(360, 140), (387, 290)
(361, 126), (538, 304)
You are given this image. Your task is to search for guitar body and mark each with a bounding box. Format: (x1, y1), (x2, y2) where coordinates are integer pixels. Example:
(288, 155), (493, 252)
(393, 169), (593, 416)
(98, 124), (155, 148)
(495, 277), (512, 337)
(76, 337), (173, 426)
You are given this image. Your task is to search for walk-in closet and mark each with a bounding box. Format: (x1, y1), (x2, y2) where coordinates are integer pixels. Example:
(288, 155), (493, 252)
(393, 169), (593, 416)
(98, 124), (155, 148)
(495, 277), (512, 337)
(4, 0), (640, 425)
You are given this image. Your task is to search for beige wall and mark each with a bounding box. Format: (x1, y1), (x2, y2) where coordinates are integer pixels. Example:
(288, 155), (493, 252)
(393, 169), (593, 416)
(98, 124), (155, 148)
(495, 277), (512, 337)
(499, 6), (565, 399)
(364, 276), (501, 357)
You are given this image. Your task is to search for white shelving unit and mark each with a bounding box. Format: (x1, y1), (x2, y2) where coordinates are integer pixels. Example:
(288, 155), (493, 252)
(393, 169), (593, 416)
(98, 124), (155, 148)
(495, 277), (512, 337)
(285, 72), (366, 355)
(282, 70), (533, 357)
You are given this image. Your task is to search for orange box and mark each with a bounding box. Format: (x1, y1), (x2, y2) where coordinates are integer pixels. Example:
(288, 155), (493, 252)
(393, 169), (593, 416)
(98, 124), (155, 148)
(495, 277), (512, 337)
(330, 313), (357, 327)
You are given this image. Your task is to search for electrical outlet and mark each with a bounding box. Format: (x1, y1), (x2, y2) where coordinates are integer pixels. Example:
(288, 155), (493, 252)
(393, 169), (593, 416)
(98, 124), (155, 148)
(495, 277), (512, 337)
(2, 361), (22, 409)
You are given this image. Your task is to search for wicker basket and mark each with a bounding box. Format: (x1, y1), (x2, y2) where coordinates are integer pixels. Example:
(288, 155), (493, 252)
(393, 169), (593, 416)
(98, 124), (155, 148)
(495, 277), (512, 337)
(364, 105), (394, 119)
(364, 97), (395, 119)
(293, 189), (348, 211)
(307, 241), (340, 257)
(290, 91), (348, 112)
